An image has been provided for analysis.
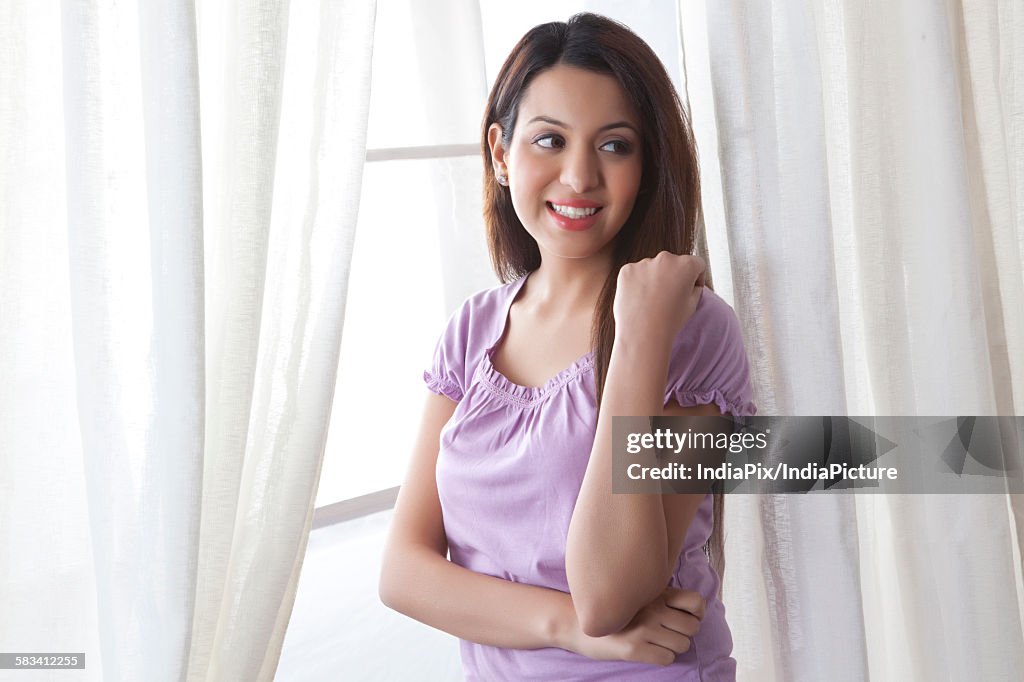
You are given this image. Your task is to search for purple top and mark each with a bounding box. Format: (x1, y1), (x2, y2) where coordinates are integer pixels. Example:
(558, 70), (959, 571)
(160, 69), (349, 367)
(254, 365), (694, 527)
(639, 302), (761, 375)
(424, 274), (756, 681)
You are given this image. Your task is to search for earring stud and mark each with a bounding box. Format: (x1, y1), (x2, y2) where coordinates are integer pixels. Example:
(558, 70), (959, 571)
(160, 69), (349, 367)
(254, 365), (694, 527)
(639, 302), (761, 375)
(496, 172), (508, 186)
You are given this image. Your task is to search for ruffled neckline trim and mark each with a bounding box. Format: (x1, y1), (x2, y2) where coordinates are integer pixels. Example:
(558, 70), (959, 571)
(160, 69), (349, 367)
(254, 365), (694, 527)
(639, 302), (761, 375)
(475, 272), (597, 407)
(477, 347), (595, 407)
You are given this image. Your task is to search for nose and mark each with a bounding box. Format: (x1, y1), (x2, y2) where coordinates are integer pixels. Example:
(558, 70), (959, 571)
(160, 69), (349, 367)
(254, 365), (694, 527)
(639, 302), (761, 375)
(560, 145), (600, 194)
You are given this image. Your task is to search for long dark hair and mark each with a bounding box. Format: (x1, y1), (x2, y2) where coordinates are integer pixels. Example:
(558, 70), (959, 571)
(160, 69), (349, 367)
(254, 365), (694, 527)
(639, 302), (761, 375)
(481, 14), (725, 584)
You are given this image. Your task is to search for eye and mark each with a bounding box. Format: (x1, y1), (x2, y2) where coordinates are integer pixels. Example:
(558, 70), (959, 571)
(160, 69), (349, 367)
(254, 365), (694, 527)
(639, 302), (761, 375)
(599, 139), (632, 154)
(533, 134), (565, 149)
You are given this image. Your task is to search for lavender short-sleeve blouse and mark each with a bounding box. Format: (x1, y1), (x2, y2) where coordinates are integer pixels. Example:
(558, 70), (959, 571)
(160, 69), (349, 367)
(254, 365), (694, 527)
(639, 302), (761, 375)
(424, 274), (756, 682)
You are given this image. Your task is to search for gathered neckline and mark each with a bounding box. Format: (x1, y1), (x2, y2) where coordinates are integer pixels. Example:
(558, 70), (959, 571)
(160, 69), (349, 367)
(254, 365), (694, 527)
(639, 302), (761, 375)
(478, 273), (595, 406)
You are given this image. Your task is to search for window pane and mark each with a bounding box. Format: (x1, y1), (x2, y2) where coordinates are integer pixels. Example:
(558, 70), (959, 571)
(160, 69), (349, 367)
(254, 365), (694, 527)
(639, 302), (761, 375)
(479, 1), (584, 86)
(366, 0), (487, 149)
(479, 1), (683, 98)
(315, 156), (488, 506)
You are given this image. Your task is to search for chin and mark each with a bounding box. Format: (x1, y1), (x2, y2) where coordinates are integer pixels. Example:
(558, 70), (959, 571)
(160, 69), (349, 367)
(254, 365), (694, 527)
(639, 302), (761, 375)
(530, 229), (621, 262)
(539, 242), (615, 262)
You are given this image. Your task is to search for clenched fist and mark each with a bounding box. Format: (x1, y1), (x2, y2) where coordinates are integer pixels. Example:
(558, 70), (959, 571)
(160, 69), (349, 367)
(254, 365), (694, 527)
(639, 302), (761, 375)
(613, 252), (706, 349)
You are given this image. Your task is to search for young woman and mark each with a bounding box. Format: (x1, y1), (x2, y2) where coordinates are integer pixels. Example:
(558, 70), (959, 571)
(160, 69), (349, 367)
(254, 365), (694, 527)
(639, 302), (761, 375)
(379, 13), (755, 681)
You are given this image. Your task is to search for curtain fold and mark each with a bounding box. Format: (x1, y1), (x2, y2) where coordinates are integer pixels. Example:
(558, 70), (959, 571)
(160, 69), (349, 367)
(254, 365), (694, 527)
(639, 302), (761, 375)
(1, 1), (104, 677)
(137, 0), (207, 674)
(682, 0), (1024, 679)
(195, 0), (376, 677)
(60, 1), (204, 678)
(0, 0), (376, 679)
(189, 0), (292, 678)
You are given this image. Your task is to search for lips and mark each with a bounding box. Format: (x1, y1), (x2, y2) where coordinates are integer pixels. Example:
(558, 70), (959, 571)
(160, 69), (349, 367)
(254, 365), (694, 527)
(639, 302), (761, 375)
(546, 201), (603, 231)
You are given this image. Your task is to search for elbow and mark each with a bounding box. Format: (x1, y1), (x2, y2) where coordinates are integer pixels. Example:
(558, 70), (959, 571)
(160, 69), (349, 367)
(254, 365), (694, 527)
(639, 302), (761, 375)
(579, 616), (625, 639)
(571, 571), (668, 637)
(378, 569), (397, 611)
(573, 592), (635, 638)
(377, 556), (406, 613)
(378, 577), (398, 612)
(379, 541), (445, 614)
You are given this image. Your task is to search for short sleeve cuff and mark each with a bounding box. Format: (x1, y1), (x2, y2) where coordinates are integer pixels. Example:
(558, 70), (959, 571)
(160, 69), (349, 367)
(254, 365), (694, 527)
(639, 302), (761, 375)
(424, 370), (463, 402)
(669, 387), (757, 418)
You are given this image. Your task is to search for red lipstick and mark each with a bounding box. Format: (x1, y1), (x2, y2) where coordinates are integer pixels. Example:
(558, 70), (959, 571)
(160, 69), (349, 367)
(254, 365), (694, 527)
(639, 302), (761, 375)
(545, 200), (603, 232)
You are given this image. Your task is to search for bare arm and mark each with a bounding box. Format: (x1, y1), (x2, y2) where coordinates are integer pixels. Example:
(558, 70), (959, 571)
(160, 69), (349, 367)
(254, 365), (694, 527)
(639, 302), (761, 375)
(378, 391), (578, 649)
(379, 391), (704, 665)
(566, 253), (713, 637)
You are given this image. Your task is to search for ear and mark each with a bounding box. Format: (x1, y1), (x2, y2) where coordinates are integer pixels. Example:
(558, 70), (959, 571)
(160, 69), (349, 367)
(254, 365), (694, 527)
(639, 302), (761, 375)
(487, 123), (508, 177)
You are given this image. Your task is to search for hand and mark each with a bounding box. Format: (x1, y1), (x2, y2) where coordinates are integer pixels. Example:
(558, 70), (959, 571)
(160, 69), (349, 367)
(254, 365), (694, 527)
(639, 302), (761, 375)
(613, 252), (705, 350)
(569, 587), (706, 667)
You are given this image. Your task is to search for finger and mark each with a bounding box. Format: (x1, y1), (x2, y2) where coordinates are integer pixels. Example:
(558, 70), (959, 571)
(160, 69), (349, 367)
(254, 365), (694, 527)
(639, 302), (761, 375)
(663, 589), (706, 620)
(631, 641), (678, 667)
(658, 608), (701, 638)
(646, 625), (692, 655)
(663, 588), (705, 616)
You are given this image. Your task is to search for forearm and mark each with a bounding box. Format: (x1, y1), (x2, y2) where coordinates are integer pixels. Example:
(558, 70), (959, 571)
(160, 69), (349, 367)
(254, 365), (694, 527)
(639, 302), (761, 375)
(566, 334), (673, 636)
(380, 544), (582, 651)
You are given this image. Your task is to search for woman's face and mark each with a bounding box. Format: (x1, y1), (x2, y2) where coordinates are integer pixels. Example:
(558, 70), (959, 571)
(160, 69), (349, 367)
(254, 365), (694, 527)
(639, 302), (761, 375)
(490, 64), (644, 261)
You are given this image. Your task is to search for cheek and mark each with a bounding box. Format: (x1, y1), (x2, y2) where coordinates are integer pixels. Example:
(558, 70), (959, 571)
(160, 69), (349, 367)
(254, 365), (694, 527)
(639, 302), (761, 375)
(511, 162), (553, 214)
(513, 151), (553, 188)
(609, 165), (643, 209)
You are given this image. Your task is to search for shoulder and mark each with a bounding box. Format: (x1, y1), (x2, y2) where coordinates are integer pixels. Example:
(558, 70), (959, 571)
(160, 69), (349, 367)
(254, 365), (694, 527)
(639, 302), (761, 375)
(439, 277), (523, 345)
(685, 287), (743, 341)
(450, 277), (522, 321)
(665, 287), (756, 416)
(424, 277), (524, 401)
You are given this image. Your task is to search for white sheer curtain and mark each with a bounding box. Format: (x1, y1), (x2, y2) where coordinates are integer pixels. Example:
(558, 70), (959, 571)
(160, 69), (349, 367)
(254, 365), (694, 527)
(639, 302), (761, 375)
(0, 1), (375, 680)
(680, 0), (1024, 679)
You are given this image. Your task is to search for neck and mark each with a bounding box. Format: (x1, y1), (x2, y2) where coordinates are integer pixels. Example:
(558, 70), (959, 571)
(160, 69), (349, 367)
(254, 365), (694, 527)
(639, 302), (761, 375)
(523, 250), (614, 315)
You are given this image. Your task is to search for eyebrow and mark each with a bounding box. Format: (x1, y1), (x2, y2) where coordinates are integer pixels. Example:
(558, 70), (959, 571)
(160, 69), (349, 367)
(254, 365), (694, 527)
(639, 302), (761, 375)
(526, 115), (639, 135)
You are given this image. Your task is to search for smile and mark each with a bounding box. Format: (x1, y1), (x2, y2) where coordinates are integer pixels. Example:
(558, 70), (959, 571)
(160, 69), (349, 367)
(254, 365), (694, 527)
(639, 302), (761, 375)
(546, 202), (602, 219)
(545, 201), (603, 231)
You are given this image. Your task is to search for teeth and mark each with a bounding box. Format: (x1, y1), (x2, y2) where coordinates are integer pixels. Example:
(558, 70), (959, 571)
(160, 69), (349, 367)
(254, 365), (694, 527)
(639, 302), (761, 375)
(550, 203), (598, 219)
